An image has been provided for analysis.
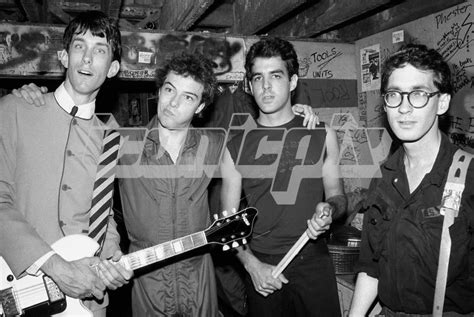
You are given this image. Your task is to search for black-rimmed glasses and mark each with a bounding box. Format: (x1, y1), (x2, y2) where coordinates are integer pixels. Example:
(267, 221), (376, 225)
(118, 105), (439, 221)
(382, 90), (440, 109)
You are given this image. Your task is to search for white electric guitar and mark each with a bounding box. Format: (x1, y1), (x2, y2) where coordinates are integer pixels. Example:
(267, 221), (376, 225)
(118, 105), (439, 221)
(0, 207), (257, 316)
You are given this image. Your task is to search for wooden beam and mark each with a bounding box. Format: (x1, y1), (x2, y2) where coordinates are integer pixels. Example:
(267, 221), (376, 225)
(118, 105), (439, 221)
(60, 3), (159, 20)
(61, 2), (100, 13)
(19, 0), (41, 22)
(119, 18), (137, 31)
(334, 0), (467, 42)
(268, 0), (394, 38)
(194, 1), (233, 28)
(233, 0), (309, 35)
(0, 0), (19, 9)
(135, 10), (162, 29)
(158, 0), (215, 31)
(48, 1), (70, 24)
(119, 5), (161, 19)
(101, 0), (122, 19)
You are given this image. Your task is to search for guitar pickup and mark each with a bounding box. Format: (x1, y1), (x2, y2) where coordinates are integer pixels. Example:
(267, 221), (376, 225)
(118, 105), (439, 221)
(0, 287), (21, 316)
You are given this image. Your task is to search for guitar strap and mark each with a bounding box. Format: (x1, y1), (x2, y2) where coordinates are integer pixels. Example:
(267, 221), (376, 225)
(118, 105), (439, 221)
(432, 149), (473, 316)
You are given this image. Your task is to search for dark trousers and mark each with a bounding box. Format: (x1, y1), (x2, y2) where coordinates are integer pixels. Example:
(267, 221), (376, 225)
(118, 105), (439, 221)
(244, 241), (341, 317)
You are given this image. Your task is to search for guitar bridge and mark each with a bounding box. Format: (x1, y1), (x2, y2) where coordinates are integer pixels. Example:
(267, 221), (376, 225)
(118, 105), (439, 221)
(43, 276), (65, 303)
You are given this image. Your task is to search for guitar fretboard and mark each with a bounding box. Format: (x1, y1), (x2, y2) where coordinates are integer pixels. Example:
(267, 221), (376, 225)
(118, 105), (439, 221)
(120, 231), (207, 270)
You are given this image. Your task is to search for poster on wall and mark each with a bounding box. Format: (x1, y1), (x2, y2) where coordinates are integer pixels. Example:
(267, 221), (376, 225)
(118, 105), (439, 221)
(126, 93), (144, 127)
(120, 32), (245, 82)
(360, 44), (381, 92)
(0, 24), (64, 77)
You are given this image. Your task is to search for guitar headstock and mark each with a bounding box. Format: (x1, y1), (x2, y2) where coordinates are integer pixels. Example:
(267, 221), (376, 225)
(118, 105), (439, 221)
(205, 207), (258, 251)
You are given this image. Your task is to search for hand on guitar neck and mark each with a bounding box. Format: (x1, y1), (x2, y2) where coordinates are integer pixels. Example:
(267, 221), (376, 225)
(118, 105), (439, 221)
(41, 250), (133, 300)
(0, 208), (257, 316)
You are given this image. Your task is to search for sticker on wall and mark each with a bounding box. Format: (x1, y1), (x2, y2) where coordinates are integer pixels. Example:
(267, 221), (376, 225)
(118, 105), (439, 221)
(392, 30), (405, 44)
(138, 51), (153, 64)
(360, 44), (381, 92)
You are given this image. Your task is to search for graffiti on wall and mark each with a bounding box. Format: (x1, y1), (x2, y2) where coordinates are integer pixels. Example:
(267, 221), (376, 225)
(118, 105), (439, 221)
(0, 26), (63, 76)
(432, 2), (474, 152)
(120, 32), (244, 80)
(0, 23), (246, 81)
(244, 38), (356, 81)
(358, 1), (474, 153)
(297, 47), (345, 79)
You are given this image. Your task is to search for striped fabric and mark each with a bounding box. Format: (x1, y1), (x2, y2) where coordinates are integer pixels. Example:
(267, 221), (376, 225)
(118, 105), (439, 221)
(88, 130), (121, 252)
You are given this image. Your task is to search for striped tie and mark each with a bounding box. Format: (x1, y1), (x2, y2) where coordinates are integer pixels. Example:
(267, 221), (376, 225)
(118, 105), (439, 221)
(89, 130), (121, 251)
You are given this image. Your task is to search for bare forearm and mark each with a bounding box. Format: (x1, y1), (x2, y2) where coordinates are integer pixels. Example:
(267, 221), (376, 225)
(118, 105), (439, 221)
(220, 147), (242, 213)
(236, 246), (259, 272)
(349, 272), (379, 317)
(221, 178), (241, 213)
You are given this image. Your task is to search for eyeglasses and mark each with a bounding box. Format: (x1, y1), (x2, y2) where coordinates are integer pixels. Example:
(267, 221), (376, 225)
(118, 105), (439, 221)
(382, 90), (440, 109)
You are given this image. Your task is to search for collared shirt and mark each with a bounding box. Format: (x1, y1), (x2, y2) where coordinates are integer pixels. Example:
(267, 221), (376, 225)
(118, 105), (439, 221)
(54, 82), (95, 119)
(357, 133), (474, 314)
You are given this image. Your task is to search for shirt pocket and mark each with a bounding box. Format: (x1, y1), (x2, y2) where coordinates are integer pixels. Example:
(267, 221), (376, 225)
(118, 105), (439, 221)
(365, 195), (394, 261)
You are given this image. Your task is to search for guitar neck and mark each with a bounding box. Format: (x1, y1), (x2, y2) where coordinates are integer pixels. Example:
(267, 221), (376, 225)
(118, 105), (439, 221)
(120, 231), (208, 270)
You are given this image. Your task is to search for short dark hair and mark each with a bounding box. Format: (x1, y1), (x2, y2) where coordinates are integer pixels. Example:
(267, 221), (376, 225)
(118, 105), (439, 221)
(381, 44), (453, 95)
(155, 52), (217, 107)
(245, 37), (299, 82)
(63, 10), (122, 63)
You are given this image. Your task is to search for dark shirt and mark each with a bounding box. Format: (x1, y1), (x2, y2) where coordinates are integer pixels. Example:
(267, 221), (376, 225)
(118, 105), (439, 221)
(228, 116), (327, 254)
(357, 133), (474, 314)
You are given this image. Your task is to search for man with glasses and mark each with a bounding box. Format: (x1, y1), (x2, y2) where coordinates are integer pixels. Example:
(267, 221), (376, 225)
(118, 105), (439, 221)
(349, 44), (474, 316)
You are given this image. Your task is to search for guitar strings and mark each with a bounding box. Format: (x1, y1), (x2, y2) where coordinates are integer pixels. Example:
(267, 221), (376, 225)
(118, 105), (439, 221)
(11, 212), (253, 304)
(11, 282), (48, 305)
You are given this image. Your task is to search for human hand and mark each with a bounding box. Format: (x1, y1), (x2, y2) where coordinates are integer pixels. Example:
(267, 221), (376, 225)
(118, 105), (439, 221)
(306, 202), (333, 239)
(11, 83), (48, 106)
(41, 254), (106, 300)
(96, 250), (134, 290)
(247, 258), (288, 297)
(292, 104), (320, 129)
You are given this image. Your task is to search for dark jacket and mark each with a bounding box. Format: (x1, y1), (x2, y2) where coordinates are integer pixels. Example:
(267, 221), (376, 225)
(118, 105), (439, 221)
(357, 133), (474, 314)
(119, 117), (225, 316)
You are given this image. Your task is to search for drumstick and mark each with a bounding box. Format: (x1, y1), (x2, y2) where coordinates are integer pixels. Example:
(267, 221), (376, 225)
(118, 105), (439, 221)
(271, 205), (332, 278)
(272, 232), (309, 278)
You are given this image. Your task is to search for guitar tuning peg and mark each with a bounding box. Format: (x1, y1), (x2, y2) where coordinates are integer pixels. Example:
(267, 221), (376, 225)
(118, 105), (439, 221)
(242, 238), (247, 245)
(213, 214), (219, 220)
(232, 241), (239, 248)
(222, 245), (230, 251)
(222, 210), (229, 217)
